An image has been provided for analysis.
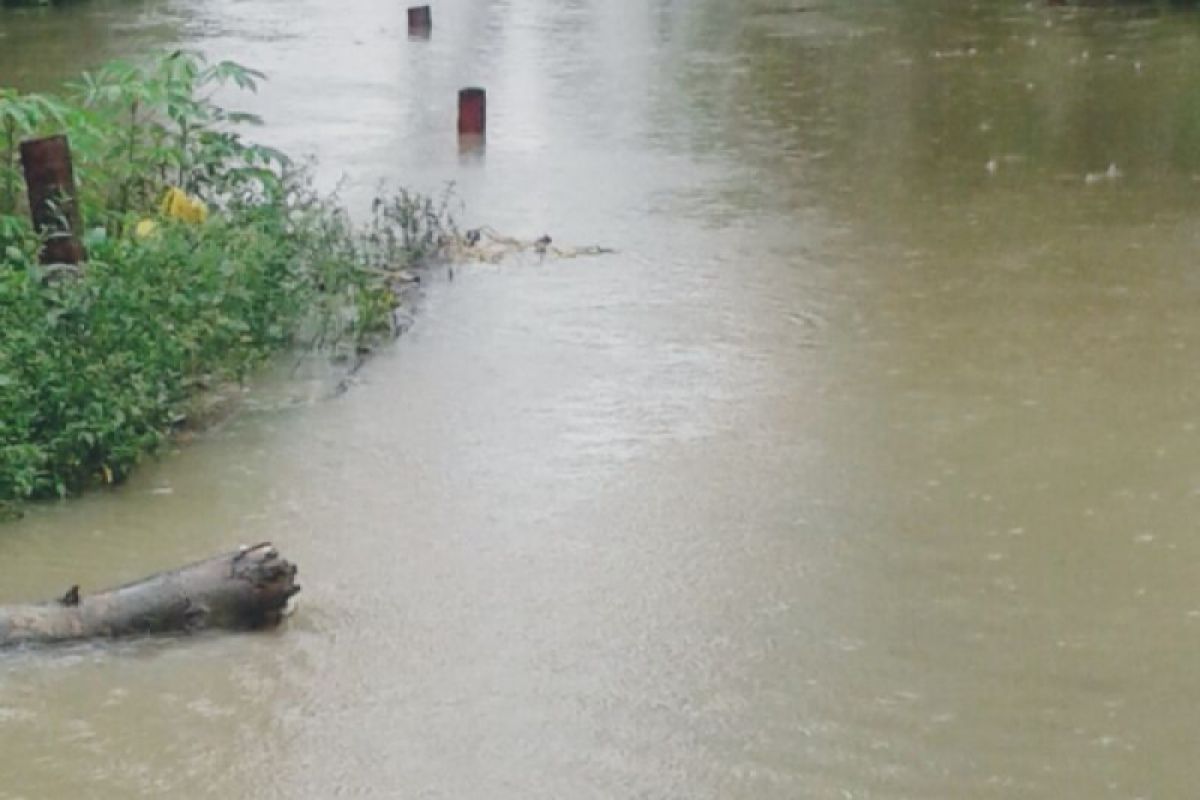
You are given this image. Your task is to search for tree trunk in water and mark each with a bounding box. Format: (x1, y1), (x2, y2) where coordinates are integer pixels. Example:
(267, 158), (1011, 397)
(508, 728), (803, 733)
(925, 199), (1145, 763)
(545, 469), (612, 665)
(0, 543), (299, 647)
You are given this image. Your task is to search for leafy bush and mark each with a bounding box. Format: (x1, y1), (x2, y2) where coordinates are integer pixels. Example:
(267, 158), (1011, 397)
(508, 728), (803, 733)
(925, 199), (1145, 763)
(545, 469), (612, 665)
(0, 53), (455, 511)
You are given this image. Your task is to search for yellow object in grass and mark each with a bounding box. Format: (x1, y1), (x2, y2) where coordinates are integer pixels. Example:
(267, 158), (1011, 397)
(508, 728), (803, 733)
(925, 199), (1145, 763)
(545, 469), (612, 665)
(160, 186), (209, 224)
(134, 218), (159, 239)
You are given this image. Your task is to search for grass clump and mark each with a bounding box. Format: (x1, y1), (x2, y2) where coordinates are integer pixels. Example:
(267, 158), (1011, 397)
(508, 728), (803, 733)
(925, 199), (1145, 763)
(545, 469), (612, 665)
(0, 52), (455, 511)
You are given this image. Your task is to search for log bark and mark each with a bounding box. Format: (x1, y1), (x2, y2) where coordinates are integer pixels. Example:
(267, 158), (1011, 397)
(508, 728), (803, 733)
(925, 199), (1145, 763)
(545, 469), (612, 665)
(0, 543), (299, 647)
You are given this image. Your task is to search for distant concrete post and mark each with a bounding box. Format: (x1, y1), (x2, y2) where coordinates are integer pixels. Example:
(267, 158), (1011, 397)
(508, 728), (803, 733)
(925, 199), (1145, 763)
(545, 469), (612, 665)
(19, 134), (85, 265)
(458, 87), (486, 136)
(408, 5), (432, 35)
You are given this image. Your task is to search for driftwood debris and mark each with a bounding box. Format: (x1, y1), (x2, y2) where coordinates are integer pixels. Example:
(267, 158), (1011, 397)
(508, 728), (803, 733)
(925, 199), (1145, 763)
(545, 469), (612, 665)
(447, 227), (615, 264)
(0, 543), (299, 647)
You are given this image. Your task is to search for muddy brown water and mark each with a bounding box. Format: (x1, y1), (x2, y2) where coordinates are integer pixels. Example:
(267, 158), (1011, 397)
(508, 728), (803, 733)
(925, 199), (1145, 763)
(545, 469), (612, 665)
(4, 1), (1200, 797)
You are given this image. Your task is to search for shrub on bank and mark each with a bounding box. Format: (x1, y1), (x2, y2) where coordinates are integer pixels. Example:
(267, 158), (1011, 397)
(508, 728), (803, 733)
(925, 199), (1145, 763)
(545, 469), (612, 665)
(0, 52), (454, 510)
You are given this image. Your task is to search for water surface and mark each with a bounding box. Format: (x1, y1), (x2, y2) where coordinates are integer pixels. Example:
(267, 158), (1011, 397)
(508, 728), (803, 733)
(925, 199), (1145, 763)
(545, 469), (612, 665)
(3, 1), (1200, 797)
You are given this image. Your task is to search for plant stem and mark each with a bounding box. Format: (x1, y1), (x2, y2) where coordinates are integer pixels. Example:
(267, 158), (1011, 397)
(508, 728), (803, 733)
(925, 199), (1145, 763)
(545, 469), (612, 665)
(178, 119), (188, 188)
(2, 119), (15, 215)
(121, 98), (139, 213)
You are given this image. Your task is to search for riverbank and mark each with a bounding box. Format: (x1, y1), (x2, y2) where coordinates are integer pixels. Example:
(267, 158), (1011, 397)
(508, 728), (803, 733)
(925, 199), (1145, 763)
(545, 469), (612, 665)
(0, 52), (455, 513)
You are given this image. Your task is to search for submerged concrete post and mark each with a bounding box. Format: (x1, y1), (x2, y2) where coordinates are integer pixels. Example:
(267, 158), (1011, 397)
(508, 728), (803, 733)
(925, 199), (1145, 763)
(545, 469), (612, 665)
(408, 5), (432, 35)
(19, 134), (85, 265)
(458, 87), (486, 136)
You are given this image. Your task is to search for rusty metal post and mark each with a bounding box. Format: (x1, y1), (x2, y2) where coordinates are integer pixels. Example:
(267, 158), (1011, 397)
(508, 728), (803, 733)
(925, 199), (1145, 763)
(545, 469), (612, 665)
(458, 87), (486, 137)
(408, 5), (432, 35)
(19, 134), (85, 265)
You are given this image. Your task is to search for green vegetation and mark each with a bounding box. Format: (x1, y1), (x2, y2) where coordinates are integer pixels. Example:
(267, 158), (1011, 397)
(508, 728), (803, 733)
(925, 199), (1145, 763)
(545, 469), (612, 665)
(0, 52), (455, 512)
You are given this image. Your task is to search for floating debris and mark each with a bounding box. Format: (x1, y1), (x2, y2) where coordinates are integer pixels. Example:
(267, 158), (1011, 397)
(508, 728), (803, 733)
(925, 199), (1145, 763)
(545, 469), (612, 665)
(447, 226), (615, 263)
(1084, 163), (1122, 185)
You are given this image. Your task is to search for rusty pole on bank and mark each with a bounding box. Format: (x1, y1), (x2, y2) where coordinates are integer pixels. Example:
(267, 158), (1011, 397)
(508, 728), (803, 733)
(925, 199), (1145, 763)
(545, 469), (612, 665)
(19, 134), (85, 265)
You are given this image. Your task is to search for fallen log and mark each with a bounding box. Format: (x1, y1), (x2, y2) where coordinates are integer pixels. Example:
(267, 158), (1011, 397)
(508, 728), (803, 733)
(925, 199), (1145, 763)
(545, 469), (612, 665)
(0, 543), (299, 647)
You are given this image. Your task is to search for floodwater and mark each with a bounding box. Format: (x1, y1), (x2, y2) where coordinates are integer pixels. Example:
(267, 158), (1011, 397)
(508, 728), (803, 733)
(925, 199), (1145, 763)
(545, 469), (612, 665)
(4, 0), (1200, 797)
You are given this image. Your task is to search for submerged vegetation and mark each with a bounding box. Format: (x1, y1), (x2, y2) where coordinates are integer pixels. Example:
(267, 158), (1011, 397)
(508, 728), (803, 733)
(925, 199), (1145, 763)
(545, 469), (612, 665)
(0, 52), (456, 511)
